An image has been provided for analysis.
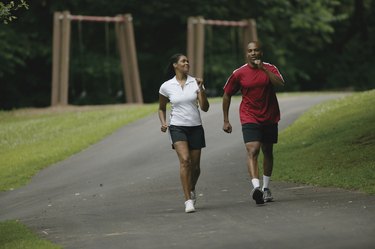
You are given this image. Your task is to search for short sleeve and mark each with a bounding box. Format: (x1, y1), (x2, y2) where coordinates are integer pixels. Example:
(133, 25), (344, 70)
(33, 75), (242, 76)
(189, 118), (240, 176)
(223, 73), (241, 96)
(159, 82), (168, 97)
(268, 64), (284, 81)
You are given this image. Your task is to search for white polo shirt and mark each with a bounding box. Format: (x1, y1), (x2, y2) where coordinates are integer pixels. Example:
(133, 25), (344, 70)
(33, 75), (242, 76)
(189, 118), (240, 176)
(159, 75), (202, 126)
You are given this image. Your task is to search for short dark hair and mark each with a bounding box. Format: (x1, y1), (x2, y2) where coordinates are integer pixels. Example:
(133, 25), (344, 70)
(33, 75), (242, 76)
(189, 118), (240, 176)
(248, 40), (262, 50)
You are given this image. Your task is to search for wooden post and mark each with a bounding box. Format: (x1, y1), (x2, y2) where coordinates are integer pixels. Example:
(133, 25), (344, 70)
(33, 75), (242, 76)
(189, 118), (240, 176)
(195, 16), (205, 79)
(187, 17), (196, 76)
(51, 12), (62, 106)
(51, 11), (71, 106)
(242, 19), (258, 59)
(59, 11), (71, 105)
(123, 14), (143, 103)
(115, 17), (134, 103)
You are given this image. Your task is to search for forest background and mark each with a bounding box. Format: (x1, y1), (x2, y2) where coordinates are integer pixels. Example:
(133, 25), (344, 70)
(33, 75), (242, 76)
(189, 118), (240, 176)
(0, 0), (374, 109)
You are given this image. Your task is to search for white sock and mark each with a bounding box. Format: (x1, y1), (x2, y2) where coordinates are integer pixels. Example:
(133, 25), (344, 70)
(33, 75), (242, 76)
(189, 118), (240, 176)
(263, 175), (270, 190)
(251, 178), (260, 189)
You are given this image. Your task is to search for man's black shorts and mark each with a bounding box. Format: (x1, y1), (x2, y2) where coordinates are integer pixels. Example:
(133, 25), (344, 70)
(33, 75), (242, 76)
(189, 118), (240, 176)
(242, 123), (278, 144)
(169, 125), (206, 149)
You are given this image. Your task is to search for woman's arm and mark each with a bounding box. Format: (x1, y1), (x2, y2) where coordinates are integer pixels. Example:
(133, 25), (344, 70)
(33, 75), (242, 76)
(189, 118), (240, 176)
(196, 78), (209, 112)
(158, 94), (169, 132)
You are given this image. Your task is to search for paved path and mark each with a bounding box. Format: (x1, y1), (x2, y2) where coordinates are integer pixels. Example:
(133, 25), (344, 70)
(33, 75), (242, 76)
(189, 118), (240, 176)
(1, 93), (374, 249)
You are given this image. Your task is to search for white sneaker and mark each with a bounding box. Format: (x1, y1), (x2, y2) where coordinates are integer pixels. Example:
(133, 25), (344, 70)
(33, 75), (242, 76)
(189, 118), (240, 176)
(184, 199), (195, 213)
(190, 190), (196, 204)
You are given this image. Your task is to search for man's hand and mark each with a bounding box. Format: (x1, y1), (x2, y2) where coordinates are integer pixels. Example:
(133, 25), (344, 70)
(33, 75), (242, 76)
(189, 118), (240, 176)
(223, 121), (232, 133)
(254, 59), (263, 69)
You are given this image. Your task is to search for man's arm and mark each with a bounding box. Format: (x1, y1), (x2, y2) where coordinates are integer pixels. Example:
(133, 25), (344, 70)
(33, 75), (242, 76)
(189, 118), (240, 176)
(263, 67), (285, 87)
(222, 92), (233, 133)
(255, 60), (285, 87)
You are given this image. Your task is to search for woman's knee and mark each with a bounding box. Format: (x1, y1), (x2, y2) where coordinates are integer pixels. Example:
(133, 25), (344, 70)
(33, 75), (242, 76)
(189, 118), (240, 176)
(179, 157), (191, 168)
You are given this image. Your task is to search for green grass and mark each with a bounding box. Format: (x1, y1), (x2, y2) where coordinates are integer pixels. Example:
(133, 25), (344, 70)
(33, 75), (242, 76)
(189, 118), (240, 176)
(0, 220), (61, 249)
(273, 90), (375, 193)
(0, 91), (374, 249)
(0, 104), (157, 191)
(0, 104), (157, 249)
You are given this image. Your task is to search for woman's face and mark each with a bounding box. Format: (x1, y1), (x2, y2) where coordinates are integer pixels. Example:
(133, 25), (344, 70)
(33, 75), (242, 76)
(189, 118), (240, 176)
(174, 55), (189, 74)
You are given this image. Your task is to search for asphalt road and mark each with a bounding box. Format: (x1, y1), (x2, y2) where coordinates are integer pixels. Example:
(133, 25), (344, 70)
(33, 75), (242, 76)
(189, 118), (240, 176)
(1, 93), (374, 249)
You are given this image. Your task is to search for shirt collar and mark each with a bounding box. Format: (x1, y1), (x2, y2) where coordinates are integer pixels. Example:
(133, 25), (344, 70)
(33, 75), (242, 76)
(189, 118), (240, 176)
(171, 75), (195, 85)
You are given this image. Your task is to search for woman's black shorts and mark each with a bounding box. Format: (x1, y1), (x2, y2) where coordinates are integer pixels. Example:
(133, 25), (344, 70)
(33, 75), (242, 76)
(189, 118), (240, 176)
(242, 123), (278, 144)
(169, 125), (206, 149)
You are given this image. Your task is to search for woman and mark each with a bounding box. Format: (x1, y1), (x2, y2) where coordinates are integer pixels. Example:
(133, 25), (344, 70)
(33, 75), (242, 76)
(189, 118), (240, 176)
(158, 53), (209, 213)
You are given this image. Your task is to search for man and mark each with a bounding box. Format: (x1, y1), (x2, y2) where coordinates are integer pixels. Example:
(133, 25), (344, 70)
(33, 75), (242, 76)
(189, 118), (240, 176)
(222, 41), (285, 204)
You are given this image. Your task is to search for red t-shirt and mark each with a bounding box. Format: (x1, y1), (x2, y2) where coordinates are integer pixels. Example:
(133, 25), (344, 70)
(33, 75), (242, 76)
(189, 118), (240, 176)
(223, 63), (283, 125)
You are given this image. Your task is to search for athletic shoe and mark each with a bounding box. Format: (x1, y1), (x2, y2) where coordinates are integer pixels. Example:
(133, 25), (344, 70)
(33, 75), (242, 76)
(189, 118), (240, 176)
(251, 187), (265, 204)
(190, 190), (196, 204)
(263, 188), (273, 202)
(184, 199), (195, 213)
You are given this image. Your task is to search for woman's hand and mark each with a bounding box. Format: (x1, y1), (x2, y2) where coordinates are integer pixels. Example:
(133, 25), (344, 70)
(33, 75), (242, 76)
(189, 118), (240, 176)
(195, 77), (205, 90)
(161, 124), (168, 132)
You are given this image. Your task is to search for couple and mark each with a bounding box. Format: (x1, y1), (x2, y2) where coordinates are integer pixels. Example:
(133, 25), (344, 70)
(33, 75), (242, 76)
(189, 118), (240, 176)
(158, 41), (285, 213)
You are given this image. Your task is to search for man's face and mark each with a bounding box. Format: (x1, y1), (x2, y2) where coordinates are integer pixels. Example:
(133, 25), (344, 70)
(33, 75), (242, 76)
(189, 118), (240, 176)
(247, 42), (263, 64)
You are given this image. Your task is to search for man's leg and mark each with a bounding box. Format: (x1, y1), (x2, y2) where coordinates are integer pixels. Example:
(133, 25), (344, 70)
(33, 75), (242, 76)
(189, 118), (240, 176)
(245, 141), (262, 185)
(262, 143), (274, 179)
(245, 141), (265, 204)
(262, 143), (274, 201)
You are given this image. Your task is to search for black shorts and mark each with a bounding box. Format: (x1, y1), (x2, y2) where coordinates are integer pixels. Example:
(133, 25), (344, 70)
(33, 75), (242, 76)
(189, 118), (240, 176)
(242, 123), (278, 144)
(169, 125), (206, 149)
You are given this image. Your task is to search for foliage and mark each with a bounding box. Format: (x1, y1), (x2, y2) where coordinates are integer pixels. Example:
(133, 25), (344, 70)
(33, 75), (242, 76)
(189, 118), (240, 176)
(0, 0), (28, 24)
(0, 0), (374, 109)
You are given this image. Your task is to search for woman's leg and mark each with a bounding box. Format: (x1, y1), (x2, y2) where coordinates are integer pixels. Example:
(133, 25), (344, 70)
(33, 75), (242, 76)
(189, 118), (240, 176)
(174, 141), (192, 200)
(190, 149), (202, 191)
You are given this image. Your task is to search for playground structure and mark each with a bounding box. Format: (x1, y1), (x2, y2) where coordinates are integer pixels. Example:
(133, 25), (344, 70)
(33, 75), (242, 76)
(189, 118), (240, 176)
(51, 11), (143, 106)
(187, 16), (257, 78)
(51, 14), (257, 106)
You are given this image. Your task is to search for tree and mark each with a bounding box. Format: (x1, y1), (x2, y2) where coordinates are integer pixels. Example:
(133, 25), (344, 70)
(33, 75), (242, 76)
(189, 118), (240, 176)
(0, 0), (374, 109)
(0, 0), (28, 24)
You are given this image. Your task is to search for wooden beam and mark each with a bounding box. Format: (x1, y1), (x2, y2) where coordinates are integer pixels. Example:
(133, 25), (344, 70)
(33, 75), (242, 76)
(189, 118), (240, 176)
(187, 17), (196, 76)
(123, 14), (143, 103)
(51, 12), (62, 106)
(115, 18), (134, 103)
(59, 11), (71, 105)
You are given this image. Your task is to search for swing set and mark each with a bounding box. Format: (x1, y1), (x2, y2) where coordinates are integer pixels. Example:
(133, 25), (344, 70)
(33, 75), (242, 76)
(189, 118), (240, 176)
(51, 11), (143, 106)
(187, 16), (258, 78)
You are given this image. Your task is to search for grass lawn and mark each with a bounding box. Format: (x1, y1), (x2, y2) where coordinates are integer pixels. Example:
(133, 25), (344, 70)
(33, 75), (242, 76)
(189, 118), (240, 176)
(273, 90), (375, 193)
(0, 220), (61, 249)
(0, 90), (374, 248)
(0, 104), (157, 191)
